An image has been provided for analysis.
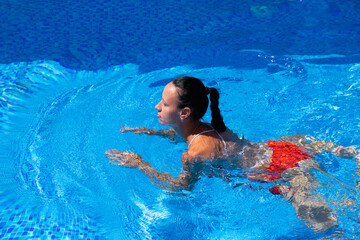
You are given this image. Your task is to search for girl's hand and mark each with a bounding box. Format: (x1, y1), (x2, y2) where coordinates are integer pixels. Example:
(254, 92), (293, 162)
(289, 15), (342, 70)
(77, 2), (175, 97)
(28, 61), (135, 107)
(120, 126), (150, 134)
(120, 126), (139, 133)
(106, 149), (144, 168)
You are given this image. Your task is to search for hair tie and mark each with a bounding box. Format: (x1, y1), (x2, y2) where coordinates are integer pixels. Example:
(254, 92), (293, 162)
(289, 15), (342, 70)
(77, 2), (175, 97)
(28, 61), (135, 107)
(205, 87), (210, 95)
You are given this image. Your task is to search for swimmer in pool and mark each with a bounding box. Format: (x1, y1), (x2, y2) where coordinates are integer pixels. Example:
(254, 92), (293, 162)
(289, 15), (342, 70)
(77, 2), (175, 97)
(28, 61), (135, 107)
(106, 76), (360, 231)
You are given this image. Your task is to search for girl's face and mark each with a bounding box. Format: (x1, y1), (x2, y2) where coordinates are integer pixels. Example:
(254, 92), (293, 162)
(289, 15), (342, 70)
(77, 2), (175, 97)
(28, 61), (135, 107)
(155, 82), (183, 126)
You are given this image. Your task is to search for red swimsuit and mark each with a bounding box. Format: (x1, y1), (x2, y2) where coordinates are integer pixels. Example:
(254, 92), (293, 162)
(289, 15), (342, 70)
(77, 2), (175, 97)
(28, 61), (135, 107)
(264, 140), (311, 180)
(263, 140), (312, 195)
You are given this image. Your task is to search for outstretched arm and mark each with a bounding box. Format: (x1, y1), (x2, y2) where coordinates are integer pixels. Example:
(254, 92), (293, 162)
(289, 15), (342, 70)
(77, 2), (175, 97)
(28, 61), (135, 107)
(106, 149), (194, 191)
(120, 127), (177, 141)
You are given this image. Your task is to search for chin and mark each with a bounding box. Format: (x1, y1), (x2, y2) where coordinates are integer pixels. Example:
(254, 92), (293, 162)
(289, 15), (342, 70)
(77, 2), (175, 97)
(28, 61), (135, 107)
(158, 119), (171, 126)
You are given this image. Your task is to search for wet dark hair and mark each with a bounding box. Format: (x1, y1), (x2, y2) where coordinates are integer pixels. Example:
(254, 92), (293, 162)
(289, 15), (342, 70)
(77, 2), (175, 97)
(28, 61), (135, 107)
(172, 76), (227, 132)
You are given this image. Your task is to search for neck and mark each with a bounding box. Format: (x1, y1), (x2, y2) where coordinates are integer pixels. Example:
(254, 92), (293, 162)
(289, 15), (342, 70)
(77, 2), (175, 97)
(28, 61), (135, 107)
(173, 120), (201, 140)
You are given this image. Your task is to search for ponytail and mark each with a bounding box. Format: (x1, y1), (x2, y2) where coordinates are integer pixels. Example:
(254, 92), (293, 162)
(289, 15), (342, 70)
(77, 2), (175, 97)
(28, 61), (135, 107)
(208, 87), (227, 132)
(172, 77), (227, 132)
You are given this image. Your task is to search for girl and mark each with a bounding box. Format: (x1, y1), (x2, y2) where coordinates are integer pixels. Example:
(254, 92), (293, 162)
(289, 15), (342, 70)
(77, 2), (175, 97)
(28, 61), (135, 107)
(106, 76), (359, 231)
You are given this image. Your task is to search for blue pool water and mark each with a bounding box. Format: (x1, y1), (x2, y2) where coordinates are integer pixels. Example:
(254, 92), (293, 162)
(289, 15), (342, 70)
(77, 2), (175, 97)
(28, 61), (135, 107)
(1, 0), (360, 239)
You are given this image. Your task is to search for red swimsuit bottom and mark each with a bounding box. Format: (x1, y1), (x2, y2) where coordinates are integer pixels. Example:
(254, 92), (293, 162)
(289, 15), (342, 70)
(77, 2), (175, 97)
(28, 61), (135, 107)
(263, 140), (311, 194)
(264, 140), (311, 180)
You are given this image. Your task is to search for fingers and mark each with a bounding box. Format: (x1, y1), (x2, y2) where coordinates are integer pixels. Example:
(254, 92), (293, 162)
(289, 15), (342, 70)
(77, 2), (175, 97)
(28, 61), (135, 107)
(106, 154), (121, 160)
(120, 126), (143, 133)
(120, 126), (133, 132)
(108, 160), (125, 166)
(106, 150), (135, 160)
(106, 150), (127, 166)
(105, 150), (127, 165)
(105, 149), (122, 155)
(106, 150), (128, 158)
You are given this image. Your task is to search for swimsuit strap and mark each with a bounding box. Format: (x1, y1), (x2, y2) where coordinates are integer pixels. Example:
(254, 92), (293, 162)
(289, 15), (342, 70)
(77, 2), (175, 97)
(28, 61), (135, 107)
(188, 129), (215, 148)
(213, 129), (228, 153)
(204, 123), (228, 153)
(188, 125), (228, 154)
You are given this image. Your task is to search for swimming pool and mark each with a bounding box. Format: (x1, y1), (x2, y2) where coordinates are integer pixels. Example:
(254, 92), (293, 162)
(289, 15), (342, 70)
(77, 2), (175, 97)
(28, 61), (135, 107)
(1, 0), (360, 239)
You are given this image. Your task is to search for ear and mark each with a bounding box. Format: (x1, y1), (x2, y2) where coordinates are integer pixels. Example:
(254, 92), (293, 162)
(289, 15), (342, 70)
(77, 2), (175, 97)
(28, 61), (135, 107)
(180, 107), (191, 120)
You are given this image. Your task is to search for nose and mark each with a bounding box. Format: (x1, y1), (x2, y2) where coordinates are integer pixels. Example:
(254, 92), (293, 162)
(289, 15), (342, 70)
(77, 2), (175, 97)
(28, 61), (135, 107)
(155, 102), (161, 111)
